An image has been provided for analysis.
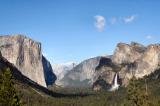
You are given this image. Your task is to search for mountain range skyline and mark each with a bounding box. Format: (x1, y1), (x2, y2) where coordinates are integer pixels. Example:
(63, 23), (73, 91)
(0, 0), (160, 64)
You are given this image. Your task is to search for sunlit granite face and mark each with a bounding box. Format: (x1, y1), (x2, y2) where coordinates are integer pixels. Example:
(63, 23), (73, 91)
(0, 35), (46, 87)
(93, 42), (160, 90)
(112, 42), (160, 86)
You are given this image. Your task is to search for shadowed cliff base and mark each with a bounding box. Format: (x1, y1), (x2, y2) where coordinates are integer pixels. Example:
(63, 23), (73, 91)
(42, 55), (57, 86)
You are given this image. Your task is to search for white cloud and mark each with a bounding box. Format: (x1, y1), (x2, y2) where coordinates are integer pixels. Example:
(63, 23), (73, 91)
(146, 35), (153, 39)
(93, 14), (137, 30)
(94, 15), (106, 32)
(110, 17), (117, 24)
(123, 15), (137, 23)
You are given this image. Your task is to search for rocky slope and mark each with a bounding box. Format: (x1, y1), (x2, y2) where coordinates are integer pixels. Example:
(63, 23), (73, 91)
(0, 35), (56, 87)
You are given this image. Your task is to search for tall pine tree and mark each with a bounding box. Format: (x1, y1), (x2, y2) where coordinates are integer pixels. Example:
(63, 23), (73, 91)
(0, 68), (23, 106)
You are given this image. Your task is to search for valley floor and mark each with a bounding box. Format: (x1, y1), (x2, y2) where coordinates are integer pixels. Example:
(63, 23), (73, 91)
(18, 86), (127, 106)
(16, 69), (160, 106)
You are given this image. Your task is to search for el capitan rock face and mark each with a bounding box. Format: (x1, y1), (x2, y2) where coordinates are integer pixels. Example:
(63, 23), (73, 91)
(0, 35), (55, 87)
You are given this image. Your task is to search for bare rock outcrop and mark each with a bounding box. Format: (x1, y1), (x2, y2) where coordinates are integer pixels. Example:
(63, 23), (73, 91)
(112, 42), (146, 64)
(93, 57), (121, 90)
(134, 44), (160, 77)
(112, 42), (160, 86)
(95, 57), (116, 85)
(0, 35), (55, 87)
(94, 42), (160, 89)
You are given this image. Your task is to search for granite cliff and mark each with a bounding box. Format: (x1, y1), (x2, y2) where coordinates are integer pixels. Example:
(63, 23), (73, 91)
(95, 42), (160, 89)
(0, 35), (56, 87)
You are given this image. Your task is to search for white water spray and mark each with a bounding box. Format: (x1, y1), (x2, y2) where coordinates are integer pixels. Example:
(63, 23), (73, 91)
(109, 73), (119, 91)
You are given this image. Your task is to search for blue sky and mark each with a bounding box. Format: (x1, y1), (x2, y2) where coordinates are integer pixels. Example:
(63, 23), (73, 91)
(0, 0), (160, 64)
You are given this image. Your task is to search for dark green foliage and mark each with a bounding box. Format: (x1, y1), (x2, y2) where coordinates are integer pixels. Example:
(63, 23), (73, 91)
(11, 69), (160, 106)
(1, 68), (160, 106)
(126, 76), (149, 106)
(0, 68), (23, 106)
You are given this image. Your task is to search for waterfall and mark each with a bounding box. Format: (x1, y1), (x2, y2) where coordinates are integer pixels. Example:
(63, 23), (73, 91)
(109, 73), (119, 91)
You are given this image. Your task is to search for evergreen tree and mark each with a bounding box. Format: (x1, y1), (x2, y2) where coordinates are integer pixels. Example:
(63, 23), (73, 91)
(0, 68), (23, 106)
(127, 76), (149, 106)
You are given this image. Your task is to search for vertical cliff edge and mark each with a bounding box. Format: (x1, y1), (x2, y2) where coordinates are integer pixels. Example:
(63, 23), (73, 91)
(0, 35), (56, 87)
